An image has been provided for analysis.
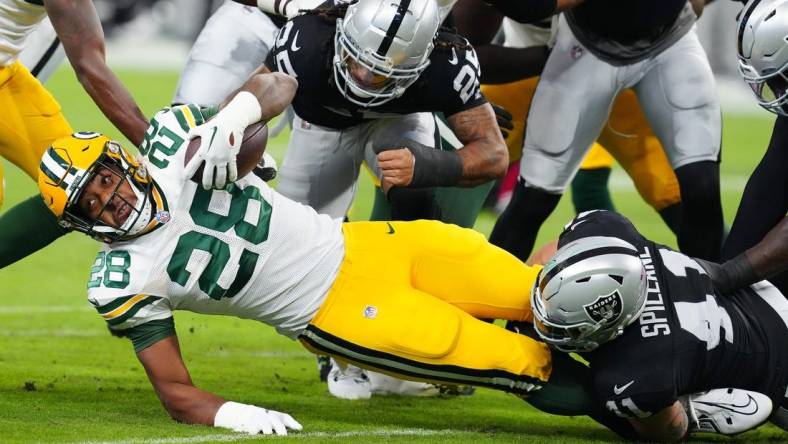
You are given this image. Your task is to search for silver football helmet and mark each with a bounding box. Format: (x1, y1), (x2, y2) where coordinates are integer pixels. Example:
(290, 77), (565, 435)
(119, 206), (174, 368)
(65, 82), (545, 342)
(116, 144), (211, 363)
(333, 0), (441, 107)
(738, 0), (788, 115)
(531, 236), (648, 353)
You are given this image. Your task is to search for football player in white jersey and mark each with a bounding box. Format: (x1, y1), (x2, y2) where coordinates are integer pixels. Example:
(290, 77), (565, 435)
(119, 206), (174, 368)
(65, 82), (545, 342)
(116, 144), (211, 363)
(34, 68), (583, 435)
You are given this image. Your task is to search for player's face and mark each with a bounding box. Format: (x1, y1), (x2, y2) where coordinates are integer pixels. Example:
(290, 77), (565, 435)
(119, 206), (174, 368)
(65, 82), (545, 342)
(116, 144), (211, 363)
(77, 165), (137, 228)
(346, 58), (391, 90)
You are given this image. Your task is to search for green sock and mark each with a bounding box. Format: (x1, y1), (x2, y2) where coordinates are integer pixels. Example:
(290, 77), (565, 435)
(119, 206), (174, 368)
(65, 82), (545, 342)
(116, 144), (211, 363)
(571, 167), (615, 213)
(525, 351), (594, 416)
(0, 195), (68, 269)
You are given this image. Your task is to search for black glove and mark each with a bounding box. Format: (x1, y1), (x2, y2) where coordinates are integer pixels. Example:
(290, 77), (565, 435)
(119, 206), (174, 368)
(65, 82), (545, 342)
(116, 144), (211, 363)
(491, 102), (514, 140)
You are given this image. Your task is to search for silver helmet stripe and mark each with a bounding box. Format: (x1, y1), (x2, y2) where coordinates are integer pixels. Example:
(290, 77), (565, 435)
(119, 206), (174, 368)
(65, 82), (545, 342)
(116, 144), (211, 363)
(377, 0), (412, 57)
(540, 245), (639, 295)
(738, 0), (764, 57)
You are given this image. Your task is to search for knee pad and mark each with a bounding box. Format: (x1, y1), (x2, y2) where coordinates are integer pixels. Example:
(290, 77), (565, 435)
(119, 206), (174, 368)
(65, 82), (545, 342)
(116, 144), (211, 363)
(378, 293), (462, 359)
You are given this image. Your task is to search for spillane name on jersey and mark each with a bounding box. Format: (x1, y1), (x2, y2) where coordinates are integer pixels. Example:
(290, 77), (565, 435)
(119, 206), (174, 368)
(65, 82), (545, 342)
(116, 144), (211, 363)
(86, 105), (345, 339)
(264, 11), (486, 130)
(559, 211), (788, 418)
(0, 0), (47, 65)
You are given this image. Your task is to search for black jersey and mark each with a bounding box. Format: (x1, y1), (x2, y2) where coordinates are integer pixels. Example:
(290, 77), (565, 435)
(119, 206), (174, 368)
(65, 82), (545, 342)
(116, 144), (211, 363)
(567, 0), (688, 43)
(264, 11), (486, 129)
(558, 210), (788, 418)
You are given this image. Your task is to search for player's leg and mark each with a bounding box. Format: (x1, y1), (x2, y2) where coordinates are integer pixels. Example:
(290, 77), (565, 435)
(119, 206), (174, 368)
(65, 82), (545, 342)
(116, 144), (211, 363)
(571, 144), (615, 212)
(723, 116), (788, 291)
(17, 17), (65, 84)
(0, 62), (72, 182)
(300, 222), (551, 391)
(276, 115), (363, 218)
(0, 62), (73, 267)
(490, 15), (621, 261)
(633, 27), (723, 260)
(598, 89), (682, 234)
(172, 0), (278, 106)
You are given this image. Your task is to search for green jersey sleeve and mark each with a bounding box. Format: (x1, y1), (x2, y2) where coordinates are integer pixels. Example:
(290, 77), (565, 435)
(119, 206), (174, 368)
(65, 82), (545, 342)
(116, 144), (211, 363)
(109, 317), (176, 353)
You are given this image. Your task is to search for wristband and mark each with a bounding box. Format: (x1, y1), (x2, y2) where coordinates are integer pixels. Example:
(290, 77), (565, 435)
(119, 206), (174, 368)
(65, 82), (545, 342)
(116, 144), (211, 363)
(400, 139), (463, 187)
(214, 401), (245, 428)
(717, 254), (758, 294)
(216, 91), (263, 129)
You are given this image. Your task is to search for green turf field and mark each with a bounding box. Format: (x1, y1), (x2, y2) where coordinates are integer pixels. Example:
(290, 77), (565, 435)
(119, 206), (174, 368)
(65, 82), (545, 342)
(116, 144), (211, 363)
(0, 67), (785, 443)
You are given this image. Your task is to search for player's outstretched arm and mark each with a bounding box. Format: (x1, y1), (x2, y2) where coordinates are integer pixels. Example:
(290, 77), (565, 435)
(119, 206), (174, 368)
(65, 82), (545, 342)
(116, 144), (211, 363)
(186, 72), (296, 190)
(45, 0), (148, 146)
(137, 336), (302, 435)
(699, 216), (788, 294)
(377, 103), (507, 190)
(627, 401), (688, 443)
(448, 102), (509, 186)
(377, 103), (508, 191)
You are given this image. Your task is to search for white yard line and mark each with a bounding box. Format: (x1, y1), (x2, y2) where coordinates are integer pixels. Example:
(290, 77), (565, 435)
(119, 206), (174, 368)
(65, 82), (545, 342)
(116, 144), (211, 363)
(77, 428), (461, 444)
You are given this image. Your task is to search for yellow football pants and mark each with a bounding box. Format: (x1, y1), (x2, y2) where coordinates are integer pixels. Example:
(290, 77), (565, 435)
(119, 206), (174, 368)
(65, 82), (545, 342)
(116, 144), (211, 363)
(300, 220), (551, 394)
(0, 60), (73, 208)
(481, 80), (681, 211)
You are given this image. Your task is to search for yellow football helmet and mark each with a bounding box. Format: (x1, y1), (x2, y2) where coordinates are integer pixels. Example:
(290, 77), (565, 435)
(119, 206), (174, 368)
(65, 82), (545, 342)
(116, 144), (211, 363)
(38, 132), (153, 243)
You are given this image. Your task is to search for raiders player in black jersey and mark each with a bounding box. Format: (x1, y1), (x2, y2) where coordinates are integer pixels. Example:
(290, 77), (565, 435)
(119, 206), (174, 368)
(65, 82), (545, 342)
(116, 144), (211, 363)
(490, 0), (725, 265)
(244, 0), (512, 222)
(531, 210), (786, 441)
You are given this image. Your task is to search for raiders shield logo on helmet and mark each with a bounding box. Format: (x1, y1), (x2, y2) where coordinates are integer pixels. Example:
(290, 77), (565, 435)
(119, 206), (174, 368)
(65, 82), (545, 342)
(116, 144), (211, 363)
(583, 290), (624, 324)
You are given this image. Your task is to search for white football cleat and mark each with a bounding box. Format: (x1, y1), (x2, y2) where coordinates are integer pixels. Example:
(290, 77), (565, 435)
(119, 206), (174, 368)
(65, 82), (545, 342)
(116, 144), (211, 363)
(326, 359), (372, 400)
(367, 371), (440, 397)
(685, 388), (773, 435)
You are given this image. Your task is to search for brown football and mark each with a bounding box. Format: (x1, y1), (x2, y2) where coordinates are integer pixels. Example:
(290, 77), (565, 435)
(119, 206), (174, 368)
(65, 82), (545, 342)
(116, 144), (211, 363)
(186, 121), (269, 183)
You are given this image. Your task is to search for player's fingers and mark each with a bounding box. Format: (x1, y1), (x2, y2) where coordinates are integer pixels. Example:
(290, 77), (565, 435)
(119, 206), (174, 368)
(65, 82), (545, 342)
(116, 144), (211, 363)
(228, 161), (238, 183)
(214, 164), (228, 190)
(202, 165), (216, 190)
(280, 413), (303, 431)
(270, 416), (288, 436)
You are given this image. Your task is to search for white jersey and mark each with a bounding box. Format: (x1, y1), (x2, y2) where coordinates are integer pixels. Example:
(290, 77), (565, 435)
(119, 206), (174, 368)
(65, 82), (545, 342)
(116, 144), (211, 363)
(86, 105), (345, 339)
(0, 0), (47, 66)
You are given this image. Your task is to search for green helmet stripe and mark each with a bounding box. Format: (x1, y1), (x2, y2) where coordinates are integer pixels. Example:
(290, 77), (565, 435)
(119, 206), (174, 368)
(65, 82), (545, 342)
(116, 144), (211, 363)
(172, 107), (191, 133)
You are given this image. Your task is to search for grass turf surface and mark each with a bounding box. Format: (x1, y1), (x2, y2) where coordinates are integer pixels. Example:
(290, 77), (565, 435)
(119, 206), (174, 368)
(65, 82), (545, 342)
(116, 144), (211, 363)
(0, 67), (785, 443)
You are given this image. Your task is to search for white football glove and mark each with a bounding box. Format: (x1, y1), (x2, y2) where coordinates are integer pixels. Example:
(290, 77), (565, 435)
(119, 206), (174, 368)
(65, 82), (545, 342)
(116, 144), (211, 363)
(214, 401), (303, 436)
(185, 92), (262, 190)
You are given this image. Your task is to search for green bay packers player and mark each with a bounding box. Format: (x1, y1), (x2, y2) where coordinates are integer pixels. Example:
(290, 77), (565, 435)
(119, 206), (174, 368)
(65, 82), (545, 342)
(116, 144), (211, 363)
(34, 70), (630, 435)
(0, 0), (148, 269)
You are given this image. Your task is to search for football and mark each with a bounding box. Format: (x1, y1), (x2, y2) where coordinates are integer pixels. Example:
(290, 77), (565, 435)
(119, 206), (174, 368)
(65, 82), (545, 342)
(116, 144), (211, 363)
(186, 120), (269, 183)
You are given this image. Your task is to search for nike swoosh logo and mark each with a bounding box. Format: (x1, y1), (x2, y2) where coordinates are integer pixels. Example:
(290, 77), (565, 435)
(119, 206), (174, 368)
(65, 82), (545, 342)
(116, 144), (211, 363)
(613, 380), (635, 395)
(207, 126), (218, 149)
(291, 30), (301, 52)
(448, 48), (458, 65)
(696, 394), (760, 416)
(386, 222), (395, 235)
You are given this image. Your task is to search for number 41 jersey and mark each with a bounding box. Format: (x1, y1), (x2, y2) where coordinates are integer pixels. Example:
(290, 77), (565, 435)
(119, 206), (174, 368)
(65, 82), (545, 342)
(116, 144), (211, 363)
(86, 105), (345, 339)
(560, 210), (788, 418)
